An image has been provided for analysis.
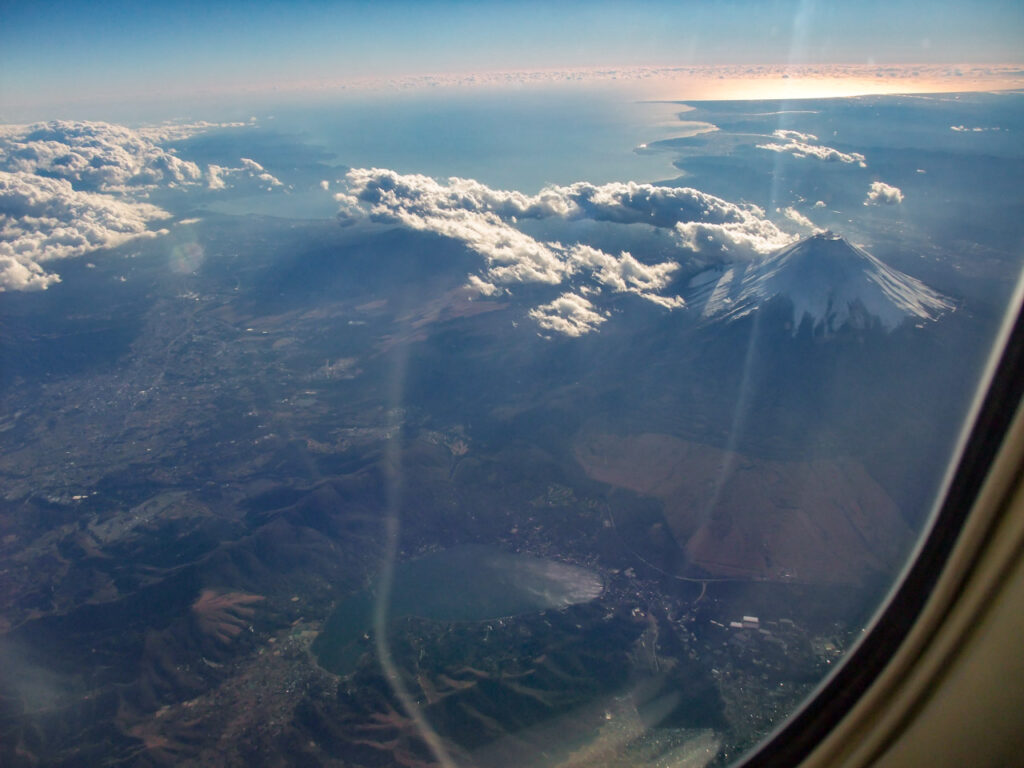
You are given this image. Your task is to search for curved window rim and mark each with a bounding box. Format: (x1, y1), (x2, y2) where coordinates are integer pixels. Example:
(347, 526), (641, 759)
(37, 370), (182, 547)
(739, 276), (1024, 768)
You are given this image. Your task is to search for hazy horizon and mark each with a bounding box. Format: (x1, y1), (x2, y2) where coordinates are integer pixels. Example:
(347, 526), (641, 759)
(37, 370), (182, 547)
(2, 0), (1023, 121)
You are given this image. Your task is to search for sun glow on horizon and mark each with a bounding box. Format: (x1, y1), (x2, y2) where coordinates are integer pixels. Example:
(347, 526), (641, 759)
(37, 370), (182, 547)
(3, 58), (1023, 123)
(641, 70), (1024, 102)
(3, 0), (1022, 120)
(249, 63), (1024, 109)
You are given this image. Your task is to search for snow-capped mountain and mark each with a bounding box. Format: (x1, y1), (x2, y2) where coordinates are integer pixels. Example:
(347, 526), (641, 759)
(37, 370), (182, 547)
(687, 231), (954, 333)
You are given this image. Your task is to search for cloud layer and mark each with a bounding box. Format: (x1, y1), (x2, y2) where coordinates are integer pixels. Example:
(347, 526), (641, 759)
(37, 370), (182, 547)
(336, 168), (800, 333)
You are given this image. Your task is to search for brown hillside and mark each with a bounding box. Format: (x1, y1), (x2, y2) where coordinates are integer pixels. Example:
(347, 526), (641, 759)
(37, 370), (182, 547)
(575, 432), (912, 583)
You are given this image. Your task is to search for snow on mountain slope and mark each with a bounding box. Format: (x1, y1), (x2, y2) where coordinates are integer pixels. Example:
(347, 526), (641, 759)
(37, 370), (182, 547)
(687, 231), (954, 333)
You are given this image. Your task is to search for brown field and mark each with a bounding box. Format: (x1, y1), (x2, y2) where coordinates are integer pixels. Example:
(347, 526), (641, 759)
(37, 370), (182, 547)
(575, 432), (911, 584)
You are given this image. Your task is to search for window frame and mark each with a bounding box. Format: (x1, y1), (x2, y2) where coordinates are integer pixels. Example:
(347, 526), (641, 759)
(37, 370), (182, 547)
(740, 281), (1024, 768)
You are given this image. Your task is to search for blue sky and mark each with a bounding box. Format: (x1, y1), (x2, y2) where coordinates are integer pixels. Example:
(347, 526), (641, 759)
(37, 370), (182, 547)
(2, 0), (1022, 118)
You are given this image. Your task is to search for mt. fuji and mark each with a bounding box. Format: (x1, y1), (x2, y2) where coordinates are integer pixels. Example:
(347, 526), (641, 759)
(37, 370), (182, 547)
(687, 232), (955, 334)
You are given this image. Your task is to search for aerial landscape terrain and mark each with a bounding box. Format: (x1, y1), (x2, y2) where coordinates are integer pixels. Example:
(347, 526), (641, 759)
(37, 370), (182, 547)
(1, 3), (1023, 765)
(1, 86), (1020, 766)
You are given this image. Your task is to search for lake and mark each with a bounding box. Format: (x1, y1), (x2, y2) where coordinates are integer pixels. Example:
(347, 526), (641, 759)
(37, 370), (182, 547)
(313, 545), (604, 675)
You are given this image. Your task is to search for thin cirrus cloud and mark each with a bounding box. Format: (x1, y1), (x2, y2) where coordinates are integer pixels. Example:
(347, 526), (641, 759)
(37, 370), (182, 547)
(0, 120), (277, 290)
(757, 129), (867, 167)
(865, 181), (904, 205)
(336, 168), (797, 333)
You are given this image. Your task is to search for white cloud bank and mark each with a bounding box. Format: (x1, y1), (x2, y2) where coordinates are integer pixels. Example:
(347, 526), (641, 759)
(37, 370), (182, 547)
(865, 181), (904, 205)
(0, 120), (271, 290)
(0, 171), (170, 290)
(0, 121), (204, 193)
(757, 129), (867, 167)
(336, 168), (798, 333)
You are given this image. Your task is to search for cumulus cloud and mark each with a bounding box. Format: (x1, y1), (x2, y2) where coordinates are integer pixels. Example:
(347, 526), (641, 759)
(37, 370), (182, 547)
(757, 129), (867, 167)
(772, 129), (819, 142)
(336, 169), (800, 333)
(240, 158), (283, 187)
(783, 207), (819, 231)
(0, 119), (279, 290)
(341, 169), (793, 254)
(207, 165), (229, 191)
(529, 292), (608, 337)
(0, 121), (204, 193)
(337, 174), (572, 286)
(207, 158), (283, 191)
(567, 245), (685, 308)
(0, 120), (280, 198)
(0, 121), (205, 290)
(0, 171), (171, 290)
(673, 215), (794, 256)
(558, 181), (794, 254)
(865, 181), (904, 205)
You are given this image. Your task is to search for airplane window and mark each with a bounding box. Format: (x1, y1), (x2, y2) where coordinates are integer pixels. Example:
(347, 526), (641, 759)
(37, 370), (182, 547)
(1, 3), (1022, 767)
